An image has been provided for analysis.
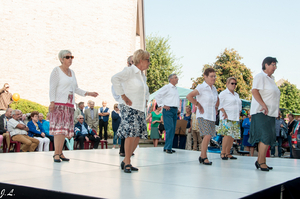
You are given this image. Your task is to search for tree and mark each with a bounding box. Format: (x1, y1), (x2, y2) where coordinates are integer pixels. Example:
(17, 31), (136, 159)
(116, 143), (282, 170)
(191, 48), (253, 100)
(146, 34), (182, 93)
(279, 80), (300, 114)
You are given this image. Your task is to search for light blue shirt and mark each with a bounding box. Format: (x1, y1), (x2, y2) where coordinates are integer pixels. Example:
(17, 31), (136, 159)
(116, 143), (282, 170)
(81, 123), (88, 135)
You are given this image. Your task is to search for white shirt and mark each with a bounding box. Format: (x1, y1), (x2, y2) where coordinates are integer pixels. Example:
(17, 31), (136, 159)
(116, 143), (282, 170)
(111, 85), (124, 104)
(155, 83), (180, 108)
(250, 71), (280, 117)
(111, 65), (149, 112)
(8, 118), (28, 137)
(49, 66), (86, 104)
(218, 88), (242, 121)
(195, 81), (218, 121)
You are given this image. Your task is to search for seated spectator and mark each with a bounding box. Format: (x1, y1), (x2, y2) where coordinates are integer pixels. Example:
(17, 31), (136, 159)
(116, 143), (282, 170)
(0, 108), (13, 151)
(27, 111), (50, 151)
(39, 113), (53, 142)
(7, 109), (39, 152)
(75, 115), (100, 149)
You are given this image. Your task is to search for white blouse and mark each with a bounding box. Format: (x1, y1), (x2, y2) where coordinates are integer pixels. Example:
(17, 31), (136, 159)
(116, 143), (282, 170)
(218, 88), (242, 121)
(49, 66), (86, 104)
(111, 65), (149, 112)
(155, 83), (180, 108)
(195, 81), (219, 121)
(250, 71), (280, 117)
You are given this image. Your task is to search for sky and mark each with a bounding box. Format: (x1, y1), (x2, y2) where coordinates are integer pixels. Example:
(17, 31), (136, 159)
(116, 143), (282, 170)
(144, 0), (300, 89)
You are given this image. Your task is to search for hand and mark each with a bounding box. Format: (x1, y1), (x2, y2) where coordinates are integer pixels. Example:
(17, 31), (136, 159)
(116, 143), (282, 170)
(41, 132), (45, 138)
(85, 136), (89, 142)
(197, 103), (204, 114)
(87, 92), (98, 97)
(222, 111), (228, 119)
(121, 95), (132, 106)
(152, 121), (157, 124)
(25, 127), (29, 131)
(280, 124), (284, 127)
(260, 104), (268, 115)
(163, 105), (170, 111)
(94, 135), (99, 138)
(49, 102), (55, 112)
(189, 128), (191, 133)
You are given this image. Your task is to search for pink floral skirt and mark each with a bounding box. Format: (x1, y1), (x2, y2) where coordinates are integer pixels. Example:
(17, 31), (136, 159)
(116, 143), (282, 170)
(49, 103), (74, 137)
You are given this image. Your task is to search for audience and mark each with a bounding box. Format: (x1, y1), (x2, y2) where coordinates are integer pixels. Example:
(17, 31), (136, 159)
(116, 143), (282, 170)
(7, 109), (39, 152)
(27, 111), (50, 151)
(98, 101), (110, 140)
(74, 102), (85, 124)
(84, 101), (99, 131)
(75, 115), (100, 149)
(0, 83), (13, 116)
(0, 108), (13, 151)
(112, 103), (121, 149)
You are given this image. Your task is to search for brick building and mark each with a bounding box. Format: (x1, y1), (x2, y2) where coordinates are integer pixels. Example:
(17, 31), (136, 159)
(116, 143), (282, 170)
(0, 0), (145, 109)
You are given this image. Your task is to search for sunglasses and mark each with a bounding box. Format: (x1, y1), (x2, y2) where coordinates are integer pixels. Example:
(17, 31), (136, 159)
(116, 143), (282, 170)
(64, 56), (74, 59)
(79, 118), (84, 119)
(231, 83), (237, 85)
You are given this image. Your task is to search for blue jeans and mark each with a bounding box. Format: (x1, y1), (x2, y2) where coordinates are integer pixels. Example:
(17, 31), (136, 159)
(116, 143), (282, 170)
(113, 131), (121, 145)
(163, 107), (178, 151)
(287, 135), (293, 158)
(271, 137), (283, 157)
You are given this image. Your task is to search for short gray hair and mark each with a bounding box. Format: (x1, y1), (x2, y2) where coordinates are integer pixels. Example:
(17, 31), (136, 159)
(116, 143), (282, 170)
(168, 74), (177, 82)
(77, 115), (84, 119)
(58, 50), (72, 63)
(12, 109), (20, 116)
(127, 55), (133, 65)
(39, 113), (44, 117)
(6, 108), (12, 113)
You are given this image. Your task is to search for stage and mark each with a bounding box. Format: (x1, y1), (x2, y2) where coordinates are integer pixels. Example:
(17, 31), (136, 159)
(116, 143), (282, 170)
(0, 147), (299, 199)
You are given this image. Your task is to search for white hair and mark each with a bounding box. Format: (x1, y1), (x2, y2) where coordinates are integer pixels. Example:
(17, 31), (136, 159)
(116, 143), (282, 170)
(58, 50), (72, 63)
(12, 109), (20, 116)
(77, 115), (84, 119)
(39, 113), (44, 117)
(168, 74), (177, 82)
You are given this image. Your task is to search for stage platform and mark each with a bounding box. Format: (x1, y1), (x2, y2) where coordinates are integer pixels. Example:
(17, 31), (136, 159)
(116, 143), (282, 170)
(0, 147), (299, 199)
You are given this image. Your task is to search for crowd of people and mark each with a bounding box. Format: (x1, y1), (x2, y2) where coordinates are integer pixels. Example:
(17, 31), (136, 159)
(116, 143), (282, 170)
(0, 48), (293, 174)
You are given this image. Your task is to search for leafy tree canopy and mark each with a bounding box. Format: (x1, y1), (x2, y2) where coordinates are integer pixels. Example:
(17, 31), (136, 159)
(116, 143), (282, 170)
(146, 34), (182, 93)
(279, 80), (300, 114)
(191, 48), (253, 100)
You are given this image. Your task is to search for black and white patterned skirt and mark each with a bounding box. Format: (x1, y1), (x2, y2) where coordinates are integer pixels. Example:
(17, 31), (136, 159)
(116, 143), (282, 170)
(117, 104), (148, 139)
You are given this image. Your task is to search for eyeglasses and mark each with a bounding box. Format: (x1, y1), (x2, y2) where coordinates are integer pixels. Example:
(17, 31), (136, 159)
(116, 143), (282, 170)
(64, 56), (74, 59)
(144, 59), (150, 62)
(79, 118), (84, 119)
(231, 83), (237, 85)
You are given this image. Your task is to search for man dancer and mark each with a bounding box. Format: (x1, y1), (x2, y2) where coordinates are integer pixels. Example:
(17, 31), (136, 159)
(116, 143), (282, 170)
(155, 74), (179, 154)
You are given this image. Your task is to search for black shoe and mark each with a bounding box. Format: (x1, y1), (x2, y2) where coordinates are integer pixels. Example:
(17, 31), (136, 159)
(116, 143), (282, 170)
(220, 153), (228, 160)
(199, 157), (212, 165)
(258, 163), (269, 171)
(53, 154), (61, 163)
(119, 153), (125, 157)
(124, 164), (132, 173)
(121, 161), (125, 170)
(59, 154), (70, 161)
(166, 150), (173, 154)
(164, 149), (176, 153)
(267, 165), (273, 170)
(226, 154), (237, 160)
(255, 161), (259, 169)
(131, 166), (138, 171)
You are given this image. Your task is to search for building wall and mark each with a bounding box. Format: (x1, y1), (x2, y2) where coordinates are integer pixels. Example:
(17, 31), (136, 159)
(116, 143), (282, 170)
(0, 0), (140, 109)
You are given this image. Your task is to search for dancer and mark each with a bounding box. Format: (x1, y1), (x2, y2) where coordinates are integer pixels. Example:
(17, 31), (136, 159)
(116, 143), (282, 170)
(111, 49), (150, 173)
(218, 77), (242, 160)
(249, 57), (280, 171)
(155, 74), (180, 154)
(49, 50), (98, 162)
(186, 68), (219, 165)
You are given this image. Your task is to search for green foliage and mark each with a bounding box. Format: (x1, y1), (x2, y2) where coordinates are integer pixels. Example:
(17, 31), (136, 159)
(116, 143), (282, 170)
(10, 99), (48, 118)
(191, 48), (253, 100)
(279, 80), (300, 114)
(146, 34), (182, 93)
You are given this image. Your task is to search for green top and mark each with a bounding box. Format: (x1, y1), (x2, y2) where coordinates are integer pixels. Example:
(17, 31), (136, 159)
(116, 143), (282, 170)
(151, 111), (162, 127)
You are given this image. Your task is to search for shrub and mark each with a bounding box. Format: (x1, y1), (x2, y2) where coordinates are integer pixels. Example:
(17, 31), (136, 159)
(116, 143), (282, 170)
(10, 99), (48, 118)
